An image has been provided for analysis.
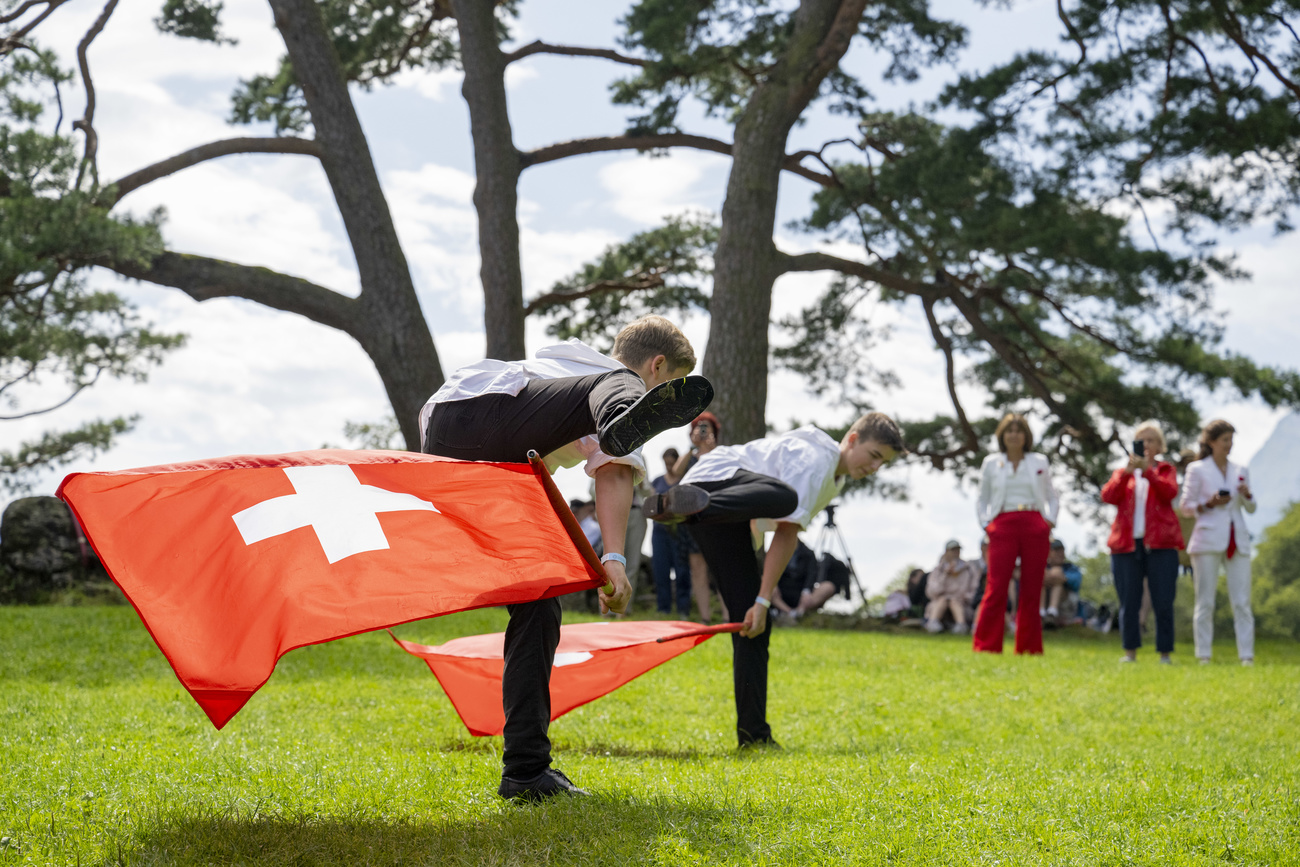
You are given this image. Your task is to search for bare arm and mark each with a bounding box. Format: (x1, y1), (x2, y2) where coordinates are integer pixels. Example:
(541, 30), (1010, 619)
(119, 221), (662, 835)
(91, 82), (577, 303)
(593, 463), (634, 614)
(741, 522), (801, 638)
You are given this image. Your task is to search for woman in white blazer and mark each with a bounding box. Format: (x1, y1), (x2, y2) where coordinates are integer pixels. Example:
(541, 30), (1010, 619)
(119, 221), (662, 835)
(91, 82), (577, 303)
(1180, 419), (1257, 664)
(972, 413), (1060, 654)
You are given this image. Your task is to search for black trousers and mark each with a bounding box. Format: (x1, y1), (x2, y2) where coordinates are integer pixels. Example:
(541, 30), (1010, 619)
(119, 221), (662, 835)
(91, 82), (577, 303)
(688, 470), (798, 745)
(423, 367), (644, 778)
(1112, 540), (1179, 654)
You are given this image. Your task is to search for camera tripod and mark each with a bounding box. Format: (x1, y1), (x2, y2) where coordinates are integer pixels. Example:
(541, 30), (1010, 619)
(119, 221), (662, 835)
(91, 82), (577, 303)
(811, 503), (870, 610)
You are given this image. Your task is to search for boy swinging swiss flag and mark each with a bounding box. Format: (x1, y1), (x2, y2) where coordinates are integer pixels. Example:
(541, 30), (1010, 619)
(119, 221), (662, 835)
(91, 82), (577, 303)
(58, 448), (607, 729)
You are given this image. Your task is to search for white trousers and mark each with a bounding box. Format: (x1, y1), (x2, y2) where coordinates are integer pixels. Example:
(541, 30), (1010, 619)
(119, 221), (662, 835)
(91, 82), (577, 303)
(1190, 551), (1254, 660)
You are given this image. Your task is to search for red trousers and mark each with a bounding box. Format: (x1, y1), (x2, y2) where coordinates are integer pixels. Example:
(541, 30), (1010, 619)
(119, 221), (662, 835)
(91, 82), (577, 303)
(973, 510), (1051, 654)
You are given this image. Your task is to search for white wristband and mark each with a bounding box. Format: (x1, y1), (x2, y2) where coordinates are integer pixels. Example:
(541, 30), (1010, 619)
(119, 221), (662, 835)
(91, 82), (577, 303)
(600, 552), (626, 567)
(755, 595), (772, 610)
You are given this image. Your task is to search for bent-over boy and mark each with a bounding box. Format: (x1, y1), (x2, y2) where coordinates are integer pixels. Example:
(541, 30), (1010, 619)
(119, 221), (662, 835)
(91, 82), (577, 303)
(645, 413), (903, 747)
(419, 315), (711, 800)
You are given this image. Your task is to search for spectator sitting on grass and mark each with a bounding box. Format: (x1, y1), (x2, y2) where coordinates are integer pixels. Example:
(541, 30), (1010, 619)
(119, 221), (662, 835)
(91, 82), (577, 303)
(905, 567), (929, 621)
(774, 538), (852, 621)
(1041, 540), (1082, 623)
(924, 540), (978, 634)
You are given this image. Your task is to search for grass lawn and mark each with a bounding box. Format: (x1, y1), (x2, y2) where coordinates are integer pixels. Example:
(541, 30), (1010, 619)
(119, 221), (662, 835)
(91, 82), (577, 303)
(2, 606), (1298, 866)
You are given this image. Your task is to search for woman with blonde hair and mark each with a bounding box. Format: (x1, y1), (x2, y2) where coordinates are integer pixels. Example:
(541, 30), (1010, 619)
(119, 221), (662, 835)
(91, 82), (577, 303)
(1180, 419), (1257, 665)
(973, 412), (1059, 654)
(1101, 421), (1184, 663)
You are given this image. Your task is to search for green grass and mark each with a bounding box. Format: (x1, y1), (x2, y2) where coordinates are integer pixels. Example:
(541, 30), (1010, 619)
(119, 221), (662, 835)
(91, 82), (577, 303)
(2, 606), (1298, 866)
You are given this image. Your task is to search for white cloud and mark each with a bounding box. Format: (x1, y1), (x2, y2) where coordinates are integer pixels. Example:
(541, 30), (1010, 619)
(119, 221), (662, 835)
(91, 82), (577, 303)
(598, 150), (729, 225)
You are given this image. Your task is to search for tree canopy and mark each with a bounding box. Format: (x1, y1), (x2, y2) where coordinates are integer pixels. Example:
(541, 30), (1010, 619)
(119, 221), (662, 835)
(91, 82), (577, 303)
(0, 46), (182, 492)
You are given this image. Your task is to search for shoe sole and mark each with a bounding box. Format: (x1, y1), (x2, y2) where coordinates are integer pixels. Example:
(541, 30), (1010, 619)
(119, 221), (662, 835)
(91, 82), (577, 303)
(642, 484), (710, 521)
(599, 376), (714, 458)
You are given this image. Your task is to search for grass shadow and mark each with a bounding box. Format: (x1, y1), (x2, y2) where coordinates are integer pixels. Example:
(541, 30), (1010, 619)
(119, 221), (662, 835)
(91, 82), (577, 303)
(106, 797), (759, 866)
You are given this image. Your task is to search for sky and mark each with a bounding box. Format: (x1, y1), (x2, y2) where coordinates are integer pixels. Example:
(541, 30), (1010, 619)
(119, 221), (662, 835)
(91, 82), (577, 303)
(6, 0), (1299, 595)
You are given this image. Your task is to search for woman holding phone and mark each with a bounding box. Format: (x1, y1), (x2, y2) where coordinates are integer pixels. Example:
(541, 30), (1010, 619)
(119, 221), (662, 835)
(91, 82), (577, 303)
(1101, 422), (1184, 663)
(1180, 419), (1257, 665)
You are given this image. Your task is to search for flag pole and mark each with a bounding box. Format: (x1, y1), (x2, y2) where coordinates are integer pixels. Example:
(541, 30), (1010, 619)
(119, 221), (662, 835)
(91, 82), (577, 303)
(654, 623), (744, 642)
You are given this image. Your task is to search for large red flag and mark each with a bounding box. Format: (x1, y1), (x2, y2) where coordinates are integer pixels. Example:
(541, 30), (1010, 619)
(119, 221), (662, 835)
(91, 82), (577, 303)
(57, 449), (604, 729)
(393, 620), (741, 736)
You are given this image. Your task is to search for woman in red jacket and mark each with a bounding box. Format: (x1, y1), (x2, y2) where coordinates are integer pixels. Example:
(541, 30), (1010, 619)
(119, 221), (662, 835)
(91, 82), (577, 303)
(1100, 422), (1185, 663)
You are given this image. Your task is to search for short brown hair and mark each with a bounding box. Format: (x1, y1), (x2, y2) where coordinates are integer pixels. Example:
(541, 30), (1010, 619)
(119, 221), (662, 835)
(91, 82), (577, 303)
(995, 412), (1033, 452)
(848, 412), (904, 453)
(1197, 418), (1235, 460)
(611, 315), (696, 373)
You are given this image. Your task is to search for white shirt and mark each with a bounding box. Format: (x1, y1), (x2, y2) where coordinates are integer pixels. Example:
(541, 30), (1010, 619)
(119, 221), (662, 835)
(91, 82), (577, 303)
(1002, 460), (1038, 509)
(682, 425), (843, 530)
(417, 339), (647, 480)
(975, 452), (1060, 527)
(1132, 468), (1149, 539)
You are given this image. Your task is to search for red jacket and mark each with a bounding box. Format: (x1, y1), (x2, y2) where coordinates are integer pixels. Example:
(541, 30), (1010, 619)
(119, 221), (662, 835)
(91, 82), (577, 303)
(1100, 461), (1185, 553)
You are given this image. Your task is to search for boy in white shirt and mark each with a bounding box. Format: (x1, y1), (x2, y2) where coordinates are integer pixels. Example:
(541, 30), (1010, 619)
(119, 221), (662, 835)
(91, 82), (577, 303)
(420, 315), (711, 800)
(645, 412), (903, 747)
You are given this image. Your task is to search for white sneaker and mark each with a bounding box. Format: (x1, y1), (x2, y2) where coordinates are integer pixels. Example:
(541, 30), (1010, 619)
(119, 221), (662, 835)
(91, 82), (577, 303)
(1241, 658), (1254, 667)
(1046, 607), (1059, 618)
(1198, 658), (1211, 665)
(1119, 655), (1136, 664)
(923, 619), (944, 634)
(950, 623), (969, 635)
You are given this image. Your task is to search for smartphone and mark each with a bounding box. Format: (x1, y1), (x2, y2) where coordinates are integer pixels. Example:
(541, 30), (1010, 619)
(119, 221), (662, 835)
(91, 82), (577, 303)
(1132, 439), (1145, 458)
(1217, 488), (1230, 498)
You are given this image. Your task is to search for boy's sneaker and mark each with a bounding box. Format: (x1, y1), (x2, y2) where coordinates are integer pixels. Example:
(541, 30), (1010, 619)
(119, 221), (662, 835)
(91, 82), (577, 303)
(642, 484), (710, 522)
(497, 768), (589, 802)
(598, 376), (714, 458)
(923, 619), (944, 634)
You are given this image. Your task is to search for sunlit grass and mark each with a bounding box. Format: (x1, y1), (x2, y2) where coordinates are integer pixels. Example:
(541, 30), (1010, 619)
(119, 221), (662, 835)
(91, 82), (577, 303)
(2, 606), (1297, 865)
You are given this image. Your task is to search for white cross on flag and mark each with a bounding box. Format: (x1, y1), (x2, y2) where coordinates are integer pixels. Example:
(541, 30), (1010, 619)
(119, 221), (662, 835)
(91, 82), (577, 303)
(58, 449), (604, 729)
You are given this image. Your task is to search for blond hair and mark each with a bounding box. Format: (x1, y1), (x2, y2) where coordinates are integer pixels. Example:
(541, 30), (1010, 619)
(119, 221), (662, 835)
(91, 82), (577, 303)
(611, 315), (696, 373)
(1133, 420), (1167, 456)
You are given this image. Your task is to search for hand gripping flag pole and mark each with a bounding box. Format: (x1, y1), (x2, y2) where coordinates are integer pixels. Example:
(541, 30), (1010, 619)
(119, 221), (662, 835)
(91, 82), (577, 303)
(393, 621), (743, 737)
(57, 448), (606, 729)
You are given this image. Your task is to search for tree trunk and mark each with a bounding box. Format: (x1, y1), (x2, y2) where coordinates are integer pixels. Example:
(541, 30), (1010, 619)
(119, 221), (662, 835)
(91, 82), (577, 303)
(703, 0), (867, 443)
(452, 0), (526, 361)
(268, 0), (443, 449)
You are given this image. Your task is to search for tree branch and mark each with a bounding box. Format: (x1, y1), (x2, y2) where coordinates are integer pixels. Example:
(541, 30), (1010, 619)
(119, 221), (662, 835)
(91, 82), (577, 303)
(520, 133), (837, 186)
(0, 0), (68, 53)
(71, 0), (117, 188)
(103, 251), (359, 334)
(503, 39), (648, 67)
(523, 272), (665, 316)
(920, 296), (980, 466)
(775, 248), (928, 296)
(108, 137), (323, 204)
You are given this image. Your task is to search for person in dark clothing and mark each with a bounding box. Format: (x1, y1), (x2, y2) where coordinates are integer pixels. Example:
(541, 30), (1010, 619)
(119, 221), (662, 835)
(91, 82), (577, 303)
(650, 447), (693, 615)
(646, 412), (903, 748)
(419, 315), (711, 801)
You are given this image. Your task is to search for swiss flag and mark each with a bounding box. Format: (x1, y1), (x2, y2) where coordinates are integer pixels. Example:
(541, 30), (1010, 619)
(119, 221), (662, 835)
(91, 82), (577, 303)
(57, 449), (604, 729)
(393, 620), (741, 736)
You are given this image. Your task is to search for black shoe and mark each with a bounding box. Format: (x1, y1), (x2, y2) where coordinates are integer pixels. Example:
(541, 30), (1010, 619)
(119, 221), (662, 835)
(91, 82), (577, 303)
(598, 376), (714, 458)
(497, 768), (589, 802)
(642, 483), (710, 522)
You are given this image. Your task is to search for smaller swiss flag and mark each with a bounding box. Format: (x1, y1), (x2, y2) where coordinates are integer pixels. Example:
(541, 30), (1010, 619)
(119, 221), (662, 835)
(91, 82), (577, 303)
(393, 620), (741, 736)
(58, 449), (604, 729)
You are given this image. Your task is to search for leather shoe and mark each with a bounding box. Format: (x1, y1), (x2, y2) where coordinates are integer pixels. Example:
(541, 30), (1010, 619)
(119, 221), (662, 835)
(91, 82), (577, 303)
(642, 483), (710, 522)
(497, 768), (589, 802)
(598, 376), (714, 457)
